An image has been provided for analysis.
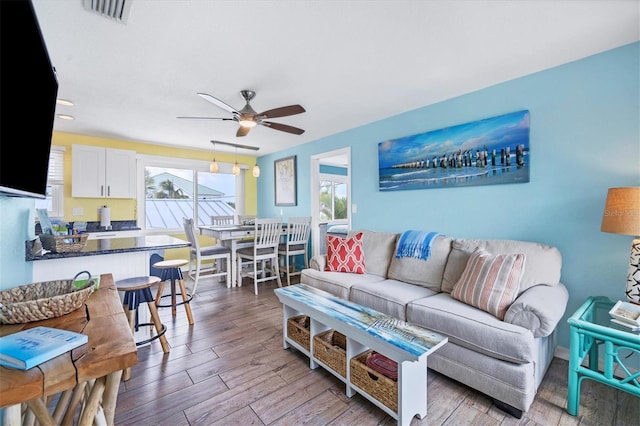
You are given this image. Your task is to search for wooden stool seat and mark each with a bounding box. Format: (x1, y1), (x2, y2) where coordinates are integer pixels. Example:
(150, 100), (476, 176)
(153, 259), (194, 325)
(115, 275), (170, 381)
(116, 275), (162, 291)
(154, 259), (189, 269)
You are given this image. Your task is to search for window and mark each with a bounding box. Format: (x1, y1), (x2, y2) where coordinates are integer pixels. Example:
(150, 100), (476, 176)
(319, 175), (348, 223)
(138, 155), (246, 233)
(34, 146), (65, 218)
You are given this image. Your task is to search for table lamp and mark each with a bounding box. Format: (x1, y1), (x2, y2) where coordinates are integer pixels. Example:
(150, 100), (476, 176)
(600, 187), (640, 304)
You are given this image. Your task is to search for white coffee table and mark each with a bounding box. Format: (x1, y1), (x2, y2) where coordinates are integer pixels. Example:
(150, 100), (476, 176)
(274, 284), (447, 426)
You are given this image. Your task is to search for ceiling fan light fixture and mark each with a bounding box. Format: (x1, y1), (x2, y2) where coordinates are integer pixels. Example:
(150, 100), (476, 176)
(238, 118), (257, 128)
(252, 164), (260, 178)
(182, 91), (305, 136)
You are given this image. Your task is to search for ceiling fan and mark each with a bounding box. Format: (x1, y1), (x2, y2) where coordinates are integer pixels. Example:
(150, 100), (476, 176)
(178, 90), (306, 137)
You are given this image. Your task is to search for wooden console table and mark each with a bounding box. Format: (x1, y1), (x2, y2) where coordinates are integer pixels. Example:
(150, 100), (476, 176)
(0, 273), (137, 425)
(274, 284), (447, 426)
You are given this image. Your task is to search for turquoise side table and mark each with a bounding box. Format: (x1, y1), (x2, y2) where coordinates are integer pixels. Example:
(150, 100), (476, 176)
(567, 296), (640, 415)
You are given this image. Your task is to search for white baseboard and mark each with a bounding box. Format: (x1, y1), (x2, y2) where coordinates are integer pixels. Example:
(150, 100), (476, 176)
(554, 345), (569, 361)
(555, 344), (639, 377)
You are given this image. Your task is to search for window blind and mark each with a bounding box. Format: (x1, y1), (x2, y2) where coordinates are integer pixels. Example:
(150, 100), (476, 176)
(48, 147), (65, 185)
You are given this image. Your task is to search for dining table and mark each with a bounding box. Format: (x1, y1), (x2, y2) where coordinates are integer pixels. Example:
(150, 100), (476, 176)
(198, 224), (288, 287)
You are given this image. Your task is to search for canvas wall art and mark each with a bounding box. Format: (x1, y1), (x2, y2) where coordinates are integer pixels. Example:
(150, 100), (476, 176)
(274, 155), (297, 206)
(378, 110), (530, 191)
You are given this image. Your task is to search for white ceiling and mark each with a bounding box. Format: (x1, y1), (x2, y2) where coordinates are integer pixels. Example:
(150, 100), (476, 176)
(32, 0), (639, 158)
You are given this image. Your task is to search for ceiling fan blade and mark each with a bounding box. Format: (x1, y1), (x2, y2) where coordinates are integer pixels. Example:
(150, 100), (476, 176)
(236, 126), (251, 137)
(258, 104), (306, 119)
(197, 93), (239, 114)
(176, 116), (235, 121)
(261, 121), (305, 135)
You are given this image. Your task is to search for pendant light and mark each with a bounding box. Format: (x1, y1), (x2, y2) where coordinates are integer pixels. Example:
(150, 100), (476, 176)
(210, 142), (219, 173)
(232, 146), (240, 176)
(209, 140), (260, 177)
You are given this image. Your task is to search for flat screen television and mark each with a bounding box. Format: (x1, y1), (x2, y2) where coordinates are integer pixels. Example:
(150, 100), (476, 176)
(0, 0), (58, 199)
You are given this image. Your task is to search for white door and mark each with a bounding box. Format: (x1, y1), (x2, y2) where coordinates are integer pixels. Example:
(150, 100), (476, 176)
(310, 147), (351, 257)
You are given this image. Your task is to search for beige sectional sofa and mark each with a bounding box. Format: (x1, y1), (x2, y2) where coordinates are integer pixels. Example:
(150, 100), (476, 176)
(300, 229), (569, 417)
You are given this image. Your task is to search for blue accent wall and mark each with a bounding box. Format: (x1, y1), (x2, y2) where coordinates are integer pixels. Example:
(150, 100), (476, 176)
(257, 42), (640, 349)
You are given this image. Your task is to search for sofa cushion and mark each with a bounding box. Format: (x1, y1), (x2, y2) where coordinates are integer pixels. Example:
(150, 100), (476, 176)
(350, 279), (438, 321)
(387, 235), (452, 291)
(300, 269), (385, 300)
(442, 238), (562, 294)
(326, 232), (366, 274)
(348, 229), (398, 277)
(406, 293), (535, 364)
(451, 249), (525, 320)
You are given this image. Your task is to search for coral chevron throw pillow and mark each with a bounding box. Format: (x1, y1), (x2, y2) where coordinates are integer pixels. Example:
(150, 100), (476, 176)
(325, 232), (366, 274)
(451, 248), (525, 320)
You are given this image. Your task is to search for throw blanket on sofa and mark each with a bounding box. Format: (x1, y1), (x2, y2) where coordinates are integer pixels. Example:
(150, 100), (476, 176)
(395, 230), (440, 261)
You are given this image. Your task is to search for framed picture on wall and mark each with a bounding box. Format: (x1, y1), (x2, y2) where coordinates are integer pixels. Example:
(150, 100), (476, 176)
(378, 110), (530, 191)
(274, 155), (297, 206)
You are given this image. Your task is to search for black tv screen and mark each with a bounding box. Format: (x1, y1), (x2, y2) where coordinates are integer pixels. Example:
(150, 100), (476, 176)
(0, 0), (58, 199)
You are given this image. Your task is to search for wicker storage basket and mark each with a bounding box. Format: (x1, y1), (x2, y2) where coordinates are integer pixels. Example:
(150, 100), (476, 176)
(350, 350), (398, 412)
(287, 315), (310, 351)
(0, 271), (98, 324)
(313, 329), (347, 377)
(40, 233), (89, 253)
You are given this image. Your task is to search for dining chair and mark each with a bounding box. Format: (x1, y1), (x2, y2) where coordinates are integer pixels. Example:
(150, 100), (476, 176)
(278, 216), (311, 286)
(236, 218), (283, 295)
(212, 214), (255, 281)
(232, 214), (257, 249)
(211, 215), (234, 226)
(210, 215), (235, 245)
(182, 217), (231, 294)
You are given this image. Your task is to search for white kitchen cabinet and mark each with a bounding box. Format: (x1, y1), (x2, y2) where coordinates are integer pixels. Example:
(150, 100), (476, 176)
(72, 145), (136, 198)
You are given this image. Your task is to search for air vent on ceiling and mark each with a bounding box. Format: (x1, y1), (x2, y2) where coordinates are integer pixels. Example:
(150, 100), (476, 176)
(83, 0), (132, 24)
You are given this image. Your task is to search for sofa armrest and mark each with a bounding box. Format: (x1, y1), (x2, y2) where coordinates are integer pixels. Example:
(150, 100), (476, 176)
(504, 283), (569, 338)
(309, 254), (327, 271)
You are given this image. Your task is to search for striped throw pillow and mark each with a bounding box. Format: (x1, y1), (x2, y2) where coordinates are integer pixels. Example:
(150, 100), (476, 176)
(325, 232), (366, 274)
(451, 248), (525, 320)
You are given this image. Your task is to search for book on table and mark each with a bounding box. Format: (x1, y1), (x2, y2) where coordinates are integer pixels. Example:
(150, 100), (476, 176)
(0, 326), (88, 370)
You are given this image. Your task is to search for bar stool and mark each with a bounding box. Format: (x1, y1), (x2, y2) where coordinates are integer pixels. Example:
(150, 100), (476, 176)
(115, 275), (170, 381)
(153, 259), (195, 325)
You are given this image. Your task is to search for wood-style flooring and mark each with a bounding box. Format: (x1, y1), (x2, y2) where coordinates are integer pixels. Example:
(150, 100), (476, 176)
(113, 275), (639, 426)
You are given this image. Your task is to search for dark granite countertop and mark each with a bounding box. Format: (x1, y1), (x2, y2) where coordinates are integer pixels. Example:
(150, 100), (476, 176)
(26, 235), (190, 261)
(35, 220), (141, 235)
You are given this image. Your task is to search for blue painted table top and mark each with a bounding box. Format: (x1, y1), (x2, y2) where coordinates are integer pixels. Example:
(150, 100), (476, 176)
(275, 283), (446, 357)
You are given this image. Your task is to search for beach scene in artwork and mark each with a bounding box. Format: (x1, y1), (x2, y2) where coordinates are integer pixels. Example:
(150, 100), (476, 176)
(378, 110), (530, 191)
